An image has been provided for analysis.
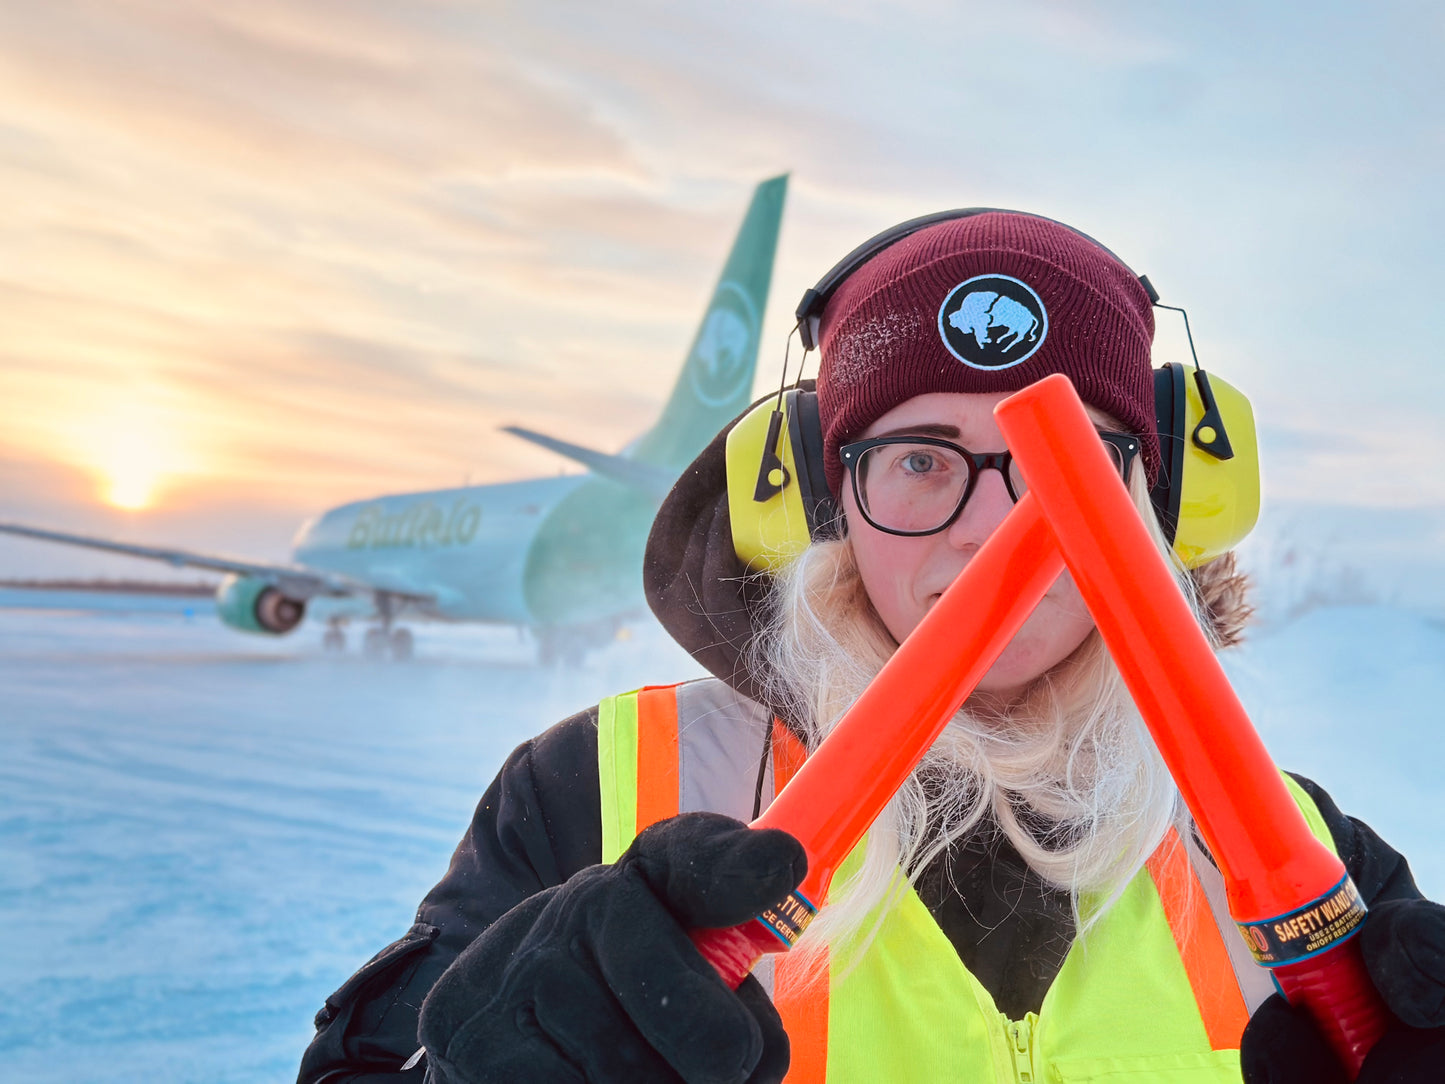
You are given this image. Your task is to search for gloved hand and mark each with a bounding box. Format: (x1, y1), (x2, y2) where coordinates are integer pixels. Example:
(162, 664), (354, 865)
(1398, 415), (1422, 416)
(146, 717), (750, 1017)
(417, 811), (807, 1084)
(1241, 898), (1445, 1083)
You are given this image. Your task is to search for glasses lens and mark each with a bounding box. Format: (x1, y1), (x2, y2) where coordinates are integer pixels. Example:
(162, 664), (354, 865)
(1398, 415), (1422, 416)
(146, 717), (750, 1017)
(855, 442), (972, 532)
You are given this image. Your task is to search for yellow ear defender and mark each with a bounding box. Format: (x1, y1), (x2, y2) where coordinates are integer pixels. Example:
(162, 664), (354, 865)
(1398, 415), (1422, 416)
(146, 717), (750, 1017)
(725, 385), (836, 573)
(726, 208), (1261, 574)
(1151, 361), (1260, 567)
(726, 364), (1260, 573)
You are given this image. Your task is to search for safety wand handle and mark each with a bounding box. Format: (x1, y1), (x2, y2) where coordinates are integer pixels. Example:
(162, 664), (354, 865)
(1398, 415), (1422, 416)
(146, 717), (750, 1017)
(690, 922), (788, 990)
(995, 374), (1390, 1077)
(1275, 940), (1389, 1078)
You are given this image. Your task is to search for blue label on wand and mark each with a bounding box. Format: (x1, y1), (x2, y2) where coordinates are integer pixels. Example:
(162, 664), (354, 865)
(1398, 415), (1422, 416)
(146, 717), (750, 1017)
(755, 890), (817, 947)
(1236, 875), (1368, 967)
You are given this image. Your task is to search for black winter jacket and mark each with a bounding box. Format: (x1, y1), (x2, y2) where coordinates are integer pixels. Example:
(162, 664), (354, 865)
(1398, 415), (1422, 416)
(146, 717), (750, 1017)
(298, 413), (1424, 1083)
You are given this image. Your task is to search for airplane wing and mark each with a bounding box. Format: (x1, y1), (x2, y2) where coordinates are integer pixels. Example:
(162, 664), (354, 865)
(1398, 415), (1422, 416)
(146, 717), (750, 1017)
(501, 426), (678, 501)
(0, 521), (430, 603)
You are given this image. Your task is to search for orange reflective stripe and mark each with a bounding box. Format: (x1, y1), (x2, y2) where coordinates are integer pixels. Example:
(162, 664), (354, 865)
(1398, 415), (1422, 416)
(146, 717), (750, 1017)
(776, 958), (828, 1083)
(635, 685), (681, 831)
(770, 720), (828, 1082)
(1146, 829), (1250, 1049)
(633, 701), (828, 1077)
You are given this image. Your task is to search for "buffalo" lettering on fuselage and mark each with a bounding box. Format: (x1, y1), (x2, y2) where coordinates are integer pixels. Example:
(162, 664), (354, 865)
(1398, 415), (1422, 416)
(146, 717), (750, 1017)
(346, 499), (481, 550)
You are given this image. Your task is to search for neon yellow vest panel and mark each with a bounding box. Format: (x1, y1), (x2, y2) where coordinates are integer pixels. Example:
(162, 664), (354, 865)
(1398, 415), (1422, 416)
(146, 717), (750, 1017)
(597, 681), (1335, 1083)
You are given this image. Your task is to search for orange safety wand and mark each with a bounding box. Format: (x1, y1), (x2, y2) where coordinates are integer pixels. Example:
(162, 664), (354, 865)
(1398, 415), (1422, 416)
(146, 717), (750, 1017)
(691, 491), (1064, 986)
(994, 373), (1389, 1077)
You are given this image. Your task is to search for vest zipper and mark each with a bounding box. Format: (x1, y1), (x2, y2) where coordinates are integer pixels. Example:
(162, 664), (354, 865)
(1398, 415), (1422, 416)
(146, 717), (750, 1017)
(1006, 1015), (1036, 1083)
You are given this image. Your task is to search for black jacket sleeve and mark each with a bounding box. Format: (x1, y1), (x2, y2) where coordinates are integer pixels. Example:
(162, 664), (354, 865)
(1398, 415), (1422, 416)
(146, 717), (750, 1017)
(297, 709), (603, 1083)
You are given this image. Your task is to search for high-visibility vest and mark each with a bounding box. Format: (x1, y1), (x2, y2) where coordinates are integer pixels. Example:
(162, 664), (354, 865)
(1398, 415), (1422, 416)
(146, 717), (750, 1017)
(598, 678), (1339, 1083)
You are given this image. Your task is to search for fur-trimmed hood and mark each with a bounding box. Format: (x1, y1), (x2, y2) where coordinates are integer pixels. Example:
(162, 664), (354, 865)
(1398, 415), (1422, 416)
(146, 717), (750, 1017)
(642, 396), (776, 705)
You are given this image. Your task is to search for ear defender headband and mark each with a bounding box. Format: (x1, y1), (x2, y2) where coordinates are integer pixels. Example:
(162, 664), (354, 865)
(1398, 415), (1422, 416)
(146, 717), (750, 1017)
(725, 208), (1261, 573)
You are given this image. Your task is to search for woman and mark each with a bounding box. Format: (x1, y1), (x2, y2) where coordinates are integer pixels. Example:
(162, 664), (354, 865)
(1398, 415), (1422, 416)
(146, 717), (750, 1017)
(299, 212), (1443, 1083)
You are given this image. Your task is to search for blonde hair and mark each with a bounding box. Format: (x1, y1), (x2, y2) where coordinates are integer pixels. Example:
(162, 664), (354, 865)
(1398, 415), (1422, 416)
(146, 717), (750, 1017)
(752, 467), (1252, 979)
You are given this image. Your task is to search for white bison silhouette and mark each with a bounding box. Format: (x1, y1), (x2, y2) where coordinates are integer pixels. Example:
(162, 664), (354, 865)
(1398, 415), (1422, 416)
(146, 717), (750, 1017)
(949, 291), (1040, 350)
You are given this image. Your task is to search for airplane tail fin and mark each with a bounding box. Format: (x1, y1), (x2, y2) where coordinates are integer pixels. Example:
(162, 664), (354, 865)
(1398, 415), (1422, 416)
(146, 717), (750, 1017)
(631, 174), (787, 470)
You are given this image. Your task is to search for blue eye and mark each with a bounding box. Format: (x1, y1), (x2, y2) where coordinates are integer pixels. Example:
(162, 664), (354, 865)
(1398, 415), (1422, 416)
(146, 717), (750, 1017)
(902, 453), (936, 473)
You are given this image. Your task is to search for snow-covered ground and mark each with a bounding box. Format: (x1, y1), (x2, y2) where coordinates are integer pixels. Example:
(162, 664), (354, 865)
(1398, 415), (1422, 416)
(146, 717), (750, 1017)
(1, 602), (1441, 1081)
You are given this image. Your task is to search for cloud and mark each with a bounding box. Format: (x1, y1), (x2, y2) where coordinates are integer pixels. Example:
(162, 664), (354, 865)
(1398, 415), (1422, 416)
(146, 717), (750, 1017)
(0, 1), (635, 179)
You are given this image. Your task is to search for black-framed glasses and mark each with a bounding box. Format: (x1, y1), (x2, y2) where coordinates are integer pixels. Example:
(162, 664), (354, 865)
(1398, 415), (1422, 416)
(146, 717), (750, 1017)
(839, 430), (1141, 536)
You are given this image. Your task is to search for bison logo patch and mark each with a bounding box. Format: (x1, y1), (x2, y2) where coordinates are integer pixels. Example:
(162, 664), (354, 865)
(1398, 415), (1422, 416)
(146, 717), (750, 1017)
(938, 274), (1048, 370)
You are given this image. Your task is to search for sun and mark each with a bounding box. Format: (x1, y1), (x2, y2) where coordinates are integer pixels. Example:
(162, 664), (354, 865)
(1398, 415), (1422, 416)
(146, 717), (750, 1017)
(94, 421), (175, 510)
(104, 470), (159, 511)
(57, 393), (191, 512)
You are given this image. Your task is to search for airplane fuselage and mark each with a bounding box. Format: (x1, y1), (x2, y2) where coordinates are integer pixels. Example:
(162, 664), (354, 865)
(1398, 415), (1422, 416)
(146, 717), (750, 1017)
(293, 476), (587, 625)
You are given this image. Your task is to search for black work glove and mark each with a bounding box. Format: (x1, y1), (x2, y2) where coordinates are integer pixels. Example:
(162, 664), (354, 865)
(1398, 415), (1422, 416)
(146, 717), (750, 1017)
(1241, 898), (1445, 1083)
(417, 811), (807, 1084)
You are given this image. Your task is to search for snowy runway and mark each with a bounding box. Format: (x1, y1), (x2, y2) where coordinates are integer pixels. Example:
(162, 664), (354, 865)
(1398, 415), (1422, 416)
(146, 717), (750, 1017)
(1, 605), (1439, 1082)
(0, 610), (703, 1081)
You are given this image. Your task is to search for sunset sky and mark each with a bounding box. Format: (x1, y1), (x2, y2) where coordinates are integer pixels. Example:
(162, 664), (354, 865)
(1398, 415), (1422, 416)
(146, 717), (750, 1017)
(2, 1), (1443, 591)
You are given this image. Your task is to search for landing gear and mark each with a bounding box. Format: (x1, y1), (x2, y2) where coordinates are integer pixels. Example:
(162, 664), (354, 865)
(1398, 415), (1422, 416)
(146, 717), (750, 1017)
(323, 621), (347, 653)
(389, 627), (414, 661)
(363, 626), (389, 660)
(355, 591), (417, 661)
(360, 622), (414, 660)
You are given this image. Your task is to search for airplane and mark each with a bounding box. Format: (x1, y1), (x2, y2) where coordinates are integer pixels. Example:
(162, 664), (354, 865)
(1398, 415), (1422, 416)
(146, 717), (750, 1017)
(0, 175), (788, 663)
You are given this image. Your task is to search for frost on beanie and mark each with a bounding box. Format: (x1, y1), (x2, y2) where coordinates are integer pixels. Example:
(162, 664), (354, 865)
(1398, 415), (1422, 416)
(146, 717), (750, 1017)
(816, 211), (1158, 495)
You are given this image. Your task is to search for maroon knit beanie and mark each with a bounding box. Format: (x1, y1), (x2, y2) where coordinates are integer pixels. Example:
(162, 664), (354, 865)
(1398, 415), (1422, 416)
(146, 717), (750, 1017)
(817, 212), (1158, 496)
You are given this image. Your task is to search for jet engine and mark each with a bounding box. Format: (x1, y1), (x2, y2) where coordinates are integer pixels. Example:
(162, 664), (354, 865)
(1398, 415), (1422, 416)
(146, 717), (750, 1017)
(215, 574), (306, 634)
